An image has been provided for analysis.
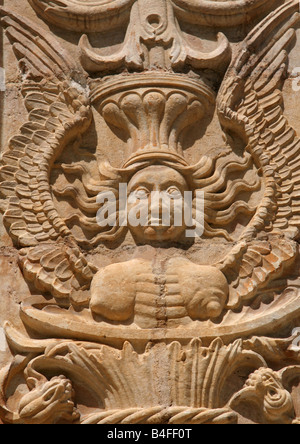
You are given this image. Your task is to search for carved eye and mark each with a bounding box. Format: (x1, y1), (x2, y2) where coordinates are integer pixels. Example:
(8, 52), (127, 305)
(166, 187), (182, 199)
(134, 187), (149, 200)
(268, 388), (278, 398)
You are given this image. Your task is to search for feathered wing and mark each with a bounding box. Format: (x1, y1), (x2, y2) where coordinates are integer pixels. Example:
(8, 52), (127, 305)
(217, 0), (300, 309)
(19, 243), (97, 306)
(219, 238), (297, 310)
(0, 7), (96, 306)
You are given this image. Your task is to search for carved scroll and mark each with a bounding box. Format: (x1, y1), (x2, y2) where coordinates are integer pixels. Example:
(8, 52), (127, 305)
(29, 0), (279, 30)
(28, 0), (135, 32)
(172, 0), (280, 26)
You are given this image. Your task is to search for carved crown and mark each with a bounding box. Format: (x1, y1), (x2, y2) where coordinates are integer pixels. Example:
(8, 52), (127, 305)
(91, 72), (215, 166)
(79, 0), (231, 167)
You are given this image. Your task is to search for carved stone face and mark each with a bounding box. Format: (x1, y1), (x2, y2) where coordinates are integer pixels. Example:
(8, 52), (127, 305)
(127, 165), (190, 242)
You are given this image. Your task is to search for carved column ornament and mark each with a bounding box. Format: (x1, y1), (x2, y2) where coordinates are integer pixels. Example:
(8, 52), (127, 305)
(28, 0), (280, 30)
(1, 0), (300, 424)
(79, 0), (231, 73)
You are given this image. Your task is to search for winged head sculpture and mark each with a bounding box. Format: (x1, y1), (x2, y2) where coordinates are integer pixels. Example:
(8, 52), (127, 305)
(0, 0), (299, 336)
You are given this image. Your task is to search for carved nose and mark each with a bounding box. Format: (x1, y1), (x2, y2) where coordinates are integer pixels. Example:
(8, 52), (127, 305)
(148, 193), (165, 223)
(150, 198), (163, 215)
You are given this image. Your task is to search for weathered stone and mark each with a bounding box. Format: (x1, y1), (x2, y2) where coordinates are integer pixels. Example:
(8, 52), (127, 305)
(1, 0), (300, 425)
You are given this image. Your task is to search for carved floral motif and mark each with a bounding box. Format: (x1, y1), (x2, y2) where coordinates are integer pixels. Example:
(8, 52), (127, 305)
(1, 332), (300, 424)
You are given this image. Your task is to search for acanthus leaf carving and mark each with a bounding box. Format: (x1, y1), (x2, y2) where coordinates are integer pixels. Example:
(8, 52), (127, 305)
(1, 331), (300, 424)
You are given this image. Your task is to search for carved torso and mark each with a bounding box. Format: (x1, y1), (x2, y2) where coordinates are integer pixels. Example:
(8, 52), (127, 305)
(90, 256), (228, 328)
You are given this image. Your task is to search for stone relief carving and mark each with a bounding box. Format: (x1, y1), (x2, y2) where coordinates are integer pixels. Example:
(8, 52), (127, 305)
(1, 0), (300, 424)
(79, 0), (231, 73)
(28, 0), (279, 29)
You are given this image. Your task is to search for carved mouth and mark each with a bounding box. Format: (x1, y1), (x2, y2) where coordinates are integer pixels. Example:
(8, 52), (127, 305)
(144, 225), (171, 235)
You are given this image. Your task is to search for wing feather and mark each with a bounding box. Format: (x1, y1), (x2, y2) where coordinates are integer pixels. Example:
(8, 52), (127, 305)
(221, 239), (297, 310)
(20, 242), (97, 306)
(218, 0), (300, 308)
(0, 7), (92, 247)
(0, 8), (96, 305)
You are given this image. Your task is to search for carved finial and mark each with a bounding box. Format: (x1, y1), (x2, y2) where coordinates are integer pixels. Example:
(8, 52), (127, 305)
(79, 0), (232, 74)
